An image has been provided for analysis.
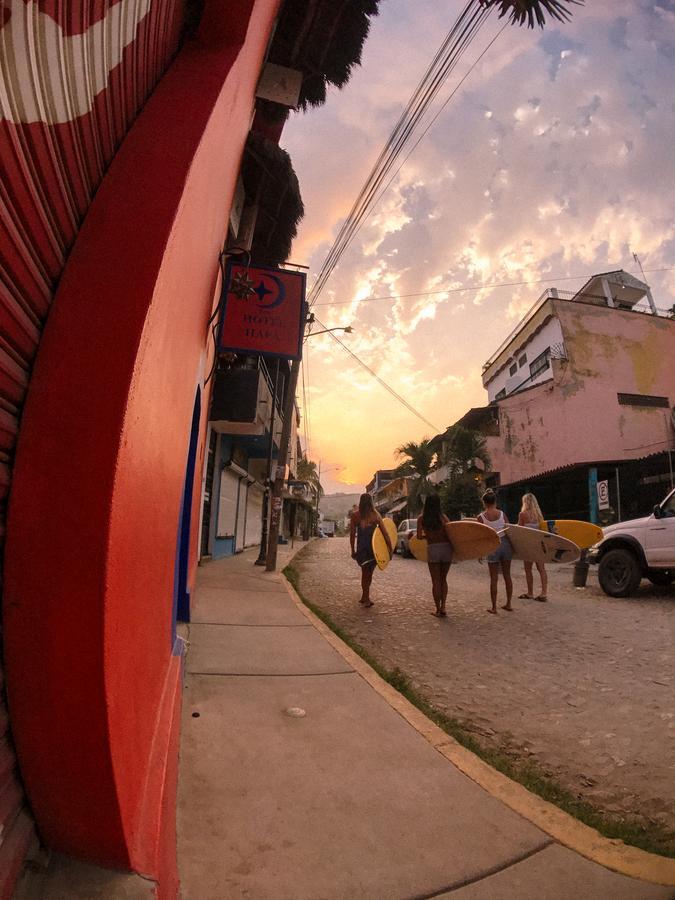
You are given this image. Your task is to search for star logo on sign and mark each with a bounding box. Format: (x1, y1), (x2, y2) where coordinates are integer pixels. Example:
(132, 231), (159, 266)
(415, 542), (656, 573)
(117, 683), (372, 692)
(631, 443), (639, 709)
(254, 280), (274, 303)
(230, 271), (256, 298)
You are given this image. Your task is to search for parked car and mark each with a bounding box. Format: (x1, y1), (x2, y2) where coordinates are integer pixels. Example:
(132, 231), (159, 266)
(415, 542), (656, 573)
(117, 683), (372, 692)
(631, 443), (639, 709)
(395, 518), (417, 557)
(588, 487), (675, 597)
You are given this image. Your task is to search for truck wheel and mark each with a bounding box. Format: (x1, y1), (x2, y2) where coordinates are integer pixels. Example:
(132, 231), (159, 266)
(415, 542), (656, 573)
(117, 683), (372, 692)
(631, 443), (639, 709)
(598, 548), (642, 597)
(647, 570), (674, 587)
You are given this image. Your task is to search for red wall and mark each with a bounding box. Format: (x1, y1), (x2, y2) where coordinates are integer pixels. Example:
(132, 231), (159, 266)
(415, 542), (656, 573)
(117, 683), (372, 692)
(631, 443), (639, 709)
(3, 0), (280, 886)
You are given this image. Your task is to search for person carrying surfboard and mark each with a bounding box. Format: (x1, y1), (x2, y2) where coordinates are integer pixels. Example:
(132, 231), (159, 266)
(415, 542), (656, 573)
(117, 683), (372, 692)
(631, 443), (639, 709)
(518, 493), (548, 602)
(416, 493), (452, 617)
(349, 493), (393, 608)
(477, 490), (513, 614)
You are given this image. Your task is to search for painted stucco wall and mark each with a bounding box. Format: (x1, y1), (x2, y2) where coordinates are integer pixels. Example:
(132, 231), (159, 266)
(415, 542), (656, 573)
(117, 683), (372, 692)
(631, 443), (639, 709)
(489, 302), (675, 485)
(3, 0), (280, 886)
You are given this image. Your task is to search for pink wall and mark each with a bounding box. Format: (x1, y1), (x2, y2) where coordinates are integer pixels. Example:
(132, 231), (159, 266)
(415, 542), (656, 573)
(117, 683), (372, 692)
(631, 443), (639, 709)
(490, 302), (675, 485)
(3, 0), (279, 887)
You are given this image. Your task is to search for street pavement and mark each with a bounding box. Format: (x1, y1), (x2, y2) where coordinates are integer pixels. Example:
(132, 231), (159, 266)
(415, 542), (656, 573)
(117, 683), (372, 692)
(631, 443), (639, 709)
(293, 536), (675, 845)
(176, 541), (675, 899)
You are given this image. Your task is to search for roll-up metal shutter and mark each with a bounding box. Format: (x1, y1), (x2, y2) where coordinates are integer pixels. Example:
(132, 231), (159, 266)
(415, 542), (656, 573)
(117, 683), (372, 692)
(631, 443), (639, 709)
(217, 469), (240, 540)
(0, 1), (187, 887)
(245, 483), (264, 547)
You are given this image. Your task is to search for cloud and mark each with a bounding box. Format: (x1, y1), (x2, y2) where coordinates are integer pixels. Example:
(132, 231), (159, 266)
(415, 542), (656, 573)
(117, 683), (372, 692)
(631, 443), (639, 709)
(285, 0), (675, 484)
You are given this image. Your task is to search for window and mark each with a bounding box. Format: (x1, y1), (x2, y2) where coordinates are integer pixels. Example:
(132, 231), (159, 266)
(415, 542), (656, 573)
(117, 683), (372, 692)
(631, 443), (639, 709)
(518, 355), (527, 368)
(495, 387), (507, 400)
(617, 393), (669, 408)
(509, 362), (517, 376)
(529, 348), (551, 379)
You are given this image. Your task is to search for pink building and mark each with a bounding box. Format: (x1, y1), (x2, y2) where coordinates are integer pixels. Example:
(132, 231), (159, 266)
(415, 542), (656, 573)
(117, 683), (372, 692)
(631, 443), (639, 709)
(448, 272), (675, 522)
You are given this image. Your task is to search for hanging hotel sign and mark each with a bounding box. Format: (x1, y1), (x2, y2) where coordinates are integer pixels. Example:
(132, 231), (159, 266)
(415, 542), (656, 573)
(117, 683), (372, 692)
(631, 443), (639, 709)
(218, 263), (306, 360)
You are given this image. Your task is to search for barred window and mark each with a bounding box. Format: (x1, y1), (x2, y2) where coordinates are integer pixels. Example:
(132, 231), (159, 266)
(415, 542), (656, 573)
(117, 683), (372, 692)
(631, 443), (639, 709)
(509, 362), (517, 375)
(617, 393), (669, 408)
(529, 348), (551, 378)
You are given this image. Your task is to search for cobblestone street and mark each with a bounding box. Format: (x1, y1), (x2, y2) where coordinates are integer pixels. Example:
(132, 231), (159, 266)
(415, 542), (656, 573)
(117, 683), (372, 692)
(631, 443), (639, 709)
(292, 536), (675, 841)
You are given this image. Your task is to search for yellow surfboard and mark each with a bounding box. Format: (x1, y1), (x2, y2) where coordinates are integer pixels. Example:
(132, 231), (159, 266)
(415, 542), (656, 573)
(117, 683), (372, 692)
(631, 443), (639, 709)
(539, 519), (602, 549)
(372, 518), (397, 570)
(445, 521), (500, 561)
(408, 535), (428, 562)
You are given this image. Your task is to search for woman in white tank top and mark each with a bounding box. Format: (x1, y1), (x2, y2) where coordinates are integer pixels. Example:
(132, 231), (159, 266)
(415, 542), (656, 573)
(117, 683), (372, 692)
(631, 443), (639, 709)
(477, 490), (513, 614)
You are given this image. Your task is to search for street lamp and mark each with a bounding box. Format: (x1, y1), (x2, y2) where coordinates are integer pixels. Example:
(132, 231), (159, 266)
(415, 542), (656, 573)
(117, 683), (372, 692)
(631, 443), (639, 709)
(304, 324), (353, 340)
(265, 321), (353, 572)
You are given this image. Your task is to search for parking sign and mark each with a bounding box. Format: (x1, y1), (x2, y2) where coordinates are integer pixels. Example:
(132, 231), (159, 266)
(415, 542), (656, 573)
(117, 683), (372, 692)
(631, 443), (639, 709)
(597, 479), (610, 510)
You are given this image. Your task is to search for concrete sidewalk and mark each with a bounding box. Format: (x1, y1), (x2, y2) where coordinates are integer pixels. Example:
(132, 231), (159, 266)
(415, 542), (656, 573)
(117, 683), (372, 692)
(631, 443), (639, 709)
(177, 544), (674, 900)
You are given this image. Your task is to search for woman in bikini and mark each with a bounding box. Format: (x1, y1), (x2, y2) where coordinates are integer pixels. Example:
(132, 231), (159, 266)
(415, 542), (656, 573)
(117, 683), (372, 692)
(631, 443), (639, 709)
(477, 490), (513, 615)
(417, 493), (452, 617)
(518, 492), (548, 602)
(349, 493), (393, 608)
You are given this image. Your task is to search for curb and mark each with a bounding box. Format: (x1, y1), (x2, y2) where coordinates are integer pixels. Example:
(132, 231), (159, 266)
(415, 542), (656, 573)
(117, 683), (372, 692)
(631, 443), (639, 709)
(281, 572), (675, 888)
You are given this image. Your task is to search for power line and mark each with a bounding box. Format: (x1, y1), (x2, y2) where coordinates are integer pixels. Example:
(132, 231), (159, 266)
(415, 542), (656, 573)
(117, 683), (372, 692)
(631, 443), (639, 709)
(301, 349), (312, 457)
(313, 316), (441, 433)
(308, 1), (494, 308)
(334, 21), (508, 261)
(312, 267), (675, 307)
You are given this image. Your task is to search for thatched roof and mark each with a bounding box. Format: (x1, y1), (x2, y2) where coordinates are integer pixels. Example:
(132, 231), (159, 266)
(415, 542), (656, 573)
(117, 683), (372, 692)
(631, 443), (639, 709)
(241, 132), (304, 267)
(267, 0), (381, 109)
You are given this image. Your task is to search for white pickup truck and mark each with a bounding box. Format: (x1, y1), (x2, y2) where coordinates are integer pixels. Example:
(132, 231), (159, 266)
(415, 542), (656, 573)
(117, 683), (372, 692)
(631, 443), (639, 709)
(588, 487), (675, 597)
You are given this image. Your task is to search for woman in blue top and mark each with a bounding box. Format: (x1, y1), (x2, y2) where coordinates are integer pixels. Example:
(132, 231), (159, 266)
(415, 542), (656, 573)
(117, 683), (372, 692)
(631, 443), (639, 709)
(349, 493), (393, 608)
(416, 493), (452, 617)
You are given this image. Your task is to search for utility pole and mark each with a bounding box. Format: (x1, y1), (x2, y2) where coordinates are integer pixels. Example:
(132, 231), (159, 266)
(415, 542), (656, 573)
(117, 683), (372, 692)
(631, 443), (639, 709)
(265, 358), (300, 571)
(255, 359), (281, 566)
(265, 325), (352, 572)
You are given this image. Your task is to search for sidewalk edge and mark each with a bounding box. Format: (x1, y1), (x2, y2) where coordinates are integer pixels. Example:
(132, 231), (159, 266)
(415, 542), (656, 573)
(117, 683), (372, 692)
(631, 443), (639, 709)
(281, 574), (675, 888)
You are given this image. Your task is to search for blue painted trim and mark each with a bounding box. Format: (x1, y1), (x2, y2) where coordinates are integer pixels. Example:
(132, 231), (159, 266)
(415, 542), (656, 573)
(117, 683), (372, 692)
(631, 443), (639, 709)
(588, 467), (599, 524)
(175, 388), (202, 629)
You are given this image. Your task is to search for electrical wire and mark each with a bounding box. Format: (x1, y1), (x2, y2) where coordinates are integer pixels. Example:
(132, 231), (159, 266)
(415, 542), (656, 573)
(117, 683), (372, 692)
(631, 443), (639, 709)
(307, 1), (494, 308)
(312, 266), (675, 308)
(301, 354), (311, 458)
(313, 316), (441, 432)
(309, 8), (487, 306)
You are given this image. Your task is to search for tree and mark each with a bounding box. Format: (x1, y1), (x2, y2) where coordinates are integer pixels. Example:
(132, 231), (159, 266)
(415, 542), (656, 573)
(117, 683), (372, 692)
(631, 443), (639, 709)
(440, 476), (483, 520)
(479, 0), (582, 29)
(395, 439), (436, 513)
(296, 457), (323, 499)
(440, 426), (491, 480)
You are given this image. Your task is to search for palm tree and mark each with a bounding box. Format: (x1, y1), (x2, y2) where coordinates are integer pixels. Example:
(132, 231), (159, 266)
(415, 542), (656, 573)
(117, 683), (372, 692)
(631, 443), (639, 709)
(440, 426), (491, 480)
(479, 0), (582, 29)
(395, 439), (436, 513)
(296, 457), (324, 499)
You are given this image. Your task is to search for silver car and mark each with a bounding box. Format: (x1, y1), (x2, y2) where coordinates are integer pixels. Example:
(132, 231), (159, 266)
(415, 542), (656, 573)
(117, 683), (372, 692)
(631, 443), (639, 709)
(396, 518), (417, 557)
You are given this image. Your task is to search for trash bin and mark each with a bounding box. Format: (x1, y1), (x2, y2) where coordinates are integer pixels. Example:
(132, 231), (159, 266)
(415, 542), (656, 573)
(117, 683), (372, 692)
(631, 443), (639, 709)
(573, 554), (589, 588)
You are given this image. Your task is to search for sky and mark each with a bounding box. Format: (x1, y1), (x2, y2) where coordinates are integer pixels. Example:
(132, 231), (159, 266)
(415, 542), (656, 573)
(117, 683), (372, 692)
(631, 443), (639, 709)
(282, 0), (675, 494)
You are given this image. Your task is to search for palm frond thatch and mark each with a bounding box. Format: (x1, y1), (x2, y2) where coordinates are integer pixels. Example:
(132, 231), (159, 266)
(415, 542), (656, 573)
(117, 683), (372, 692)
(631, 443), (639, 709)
(241, 132), (304, 266)
(268, 0), (381, 109)
(478, 0), (583, 28)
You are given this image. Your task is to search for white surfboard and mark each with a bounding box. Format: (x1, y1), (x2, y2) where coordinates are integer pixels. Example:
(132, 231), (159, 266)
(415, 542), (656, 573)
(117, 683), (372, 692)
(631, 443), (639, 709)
(502, 524), (579, 564)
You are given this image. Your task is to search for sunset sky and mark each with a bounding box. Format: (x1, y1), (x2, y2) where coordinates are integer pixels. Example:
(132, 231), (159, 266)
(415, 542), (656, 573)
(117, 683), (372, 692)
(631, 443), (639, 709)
(283, 0), (675, 494)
